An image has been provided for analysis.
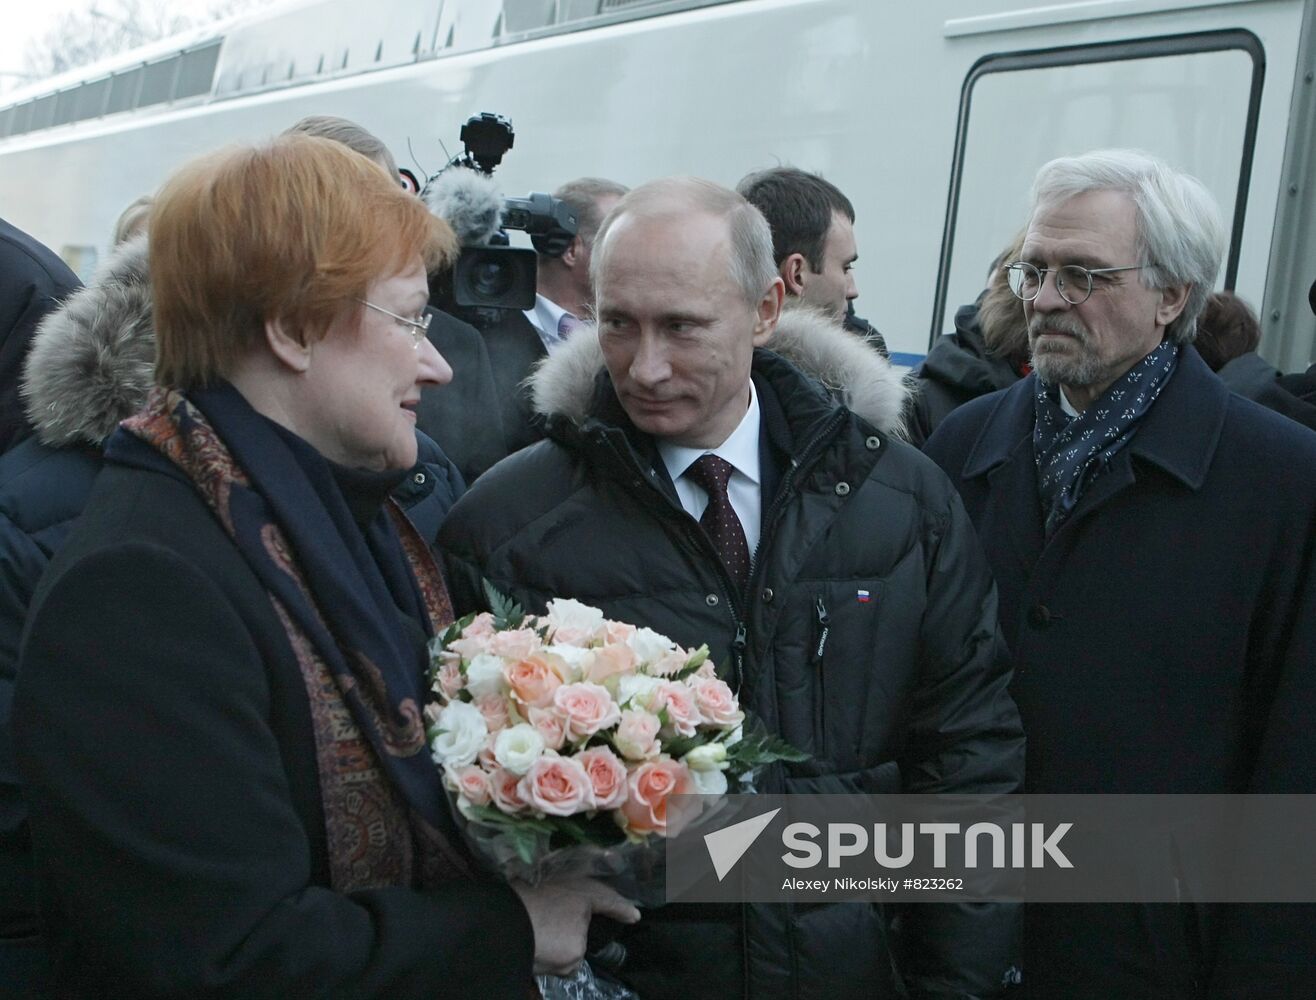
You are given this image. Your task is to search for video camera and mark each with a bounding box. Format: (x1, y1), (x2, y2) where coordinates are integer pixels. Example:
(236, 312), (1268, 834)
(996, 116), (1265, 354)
(424, 113), (578, 312)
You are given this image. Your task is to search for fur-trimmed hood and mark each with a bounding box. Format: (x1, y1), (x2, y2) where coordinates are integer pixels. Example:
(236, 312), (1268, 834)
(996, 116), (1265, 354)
(20, 235), (155, 448)
(529, 302), (910, 438)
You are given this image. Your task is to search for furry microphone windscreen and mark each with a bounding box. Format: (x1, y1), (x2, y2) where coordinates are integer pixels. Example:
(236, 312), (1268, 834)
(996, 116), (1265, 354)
(422, 167), (503, 246)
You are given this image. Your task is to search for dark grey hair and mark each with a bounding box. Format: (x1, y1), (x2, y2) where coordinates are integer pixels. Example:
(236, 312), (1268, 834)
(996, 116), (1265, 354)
(1029, 149), (1225, 343)
(551, 177), (629, 249)
(282, 115), (399, 181)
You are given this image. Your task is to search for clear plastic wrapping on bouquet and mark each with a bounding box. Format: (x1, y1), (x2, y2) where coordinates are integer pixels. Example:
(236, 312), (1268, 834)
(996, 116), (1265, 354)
(460, 817), (670, 908)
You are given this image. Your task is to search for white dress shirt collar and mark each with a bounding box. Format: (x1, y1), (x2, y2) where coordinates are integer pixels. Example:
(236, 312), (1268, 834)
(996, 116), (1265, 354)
(657, 380), (763, 556)
(523, 293), (573, 353)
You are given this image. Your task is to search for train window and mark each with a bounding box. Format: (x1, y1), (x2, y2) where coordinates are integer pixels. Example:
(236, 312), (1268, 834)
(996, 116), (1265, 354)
(174, 43), (222, 100)
(29, 95), (56, 131)
(502, 0), (557, 33)
(53, 90), (78, 127)
(107, 70), (143, 115)
(138, 57), (181, 107)
(933, 30), (1264, 345)
(75, 78), (111, 121)
(10, 102), (33, 136)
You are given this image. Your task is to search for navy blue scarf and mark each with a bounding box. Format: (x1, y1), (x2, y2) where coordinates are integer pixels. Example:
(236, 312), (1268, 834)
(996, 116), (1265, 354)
(1034, 339), (1179, 537)
(108, 383), (466, 887)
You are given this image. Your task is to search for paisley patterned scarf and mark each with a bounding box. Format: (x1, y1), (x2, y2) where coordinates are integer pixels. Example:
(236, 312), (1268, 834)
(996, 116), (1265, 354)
(1034, 338), (1179, 537)
(109, 383), (469, 890)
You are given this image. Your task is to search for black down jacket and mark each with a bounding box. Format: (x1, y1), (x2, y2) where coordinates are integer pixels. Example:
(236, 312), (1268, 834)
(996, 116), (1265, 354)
(907, 304), (1022, 448)
(440, 307), (1025, 1000)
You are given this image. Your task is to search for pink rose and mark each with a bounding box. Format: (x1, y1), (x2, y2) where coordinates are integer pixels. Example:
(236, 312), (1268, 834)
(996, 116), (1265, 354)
(585, 642), (637, 684)
(436, 661), (464, 700)
(549, 626), (594, 647)
(553, 682), (622, 742)
(490, 628), (541, 661)
(528, 706), (568, 750)
(463, 612), (496, 638)
(613, 709), (662, 761)
(690, 677), (744, 728)
(518, 755), (595, 817)
(603, 620), (637, 645)
(489, 766), (529, 814)
(574, 746), (629, 810)
(695, 659), (718, 680)
(447, 635), (494, 662)
(474, 694), (511, 732)
(618, 758), (694, 836)
(506, 654), (564, 709)
(449, 765), (492, 807)
(652, 681), (702, 737)
(477, 734), (499, 771)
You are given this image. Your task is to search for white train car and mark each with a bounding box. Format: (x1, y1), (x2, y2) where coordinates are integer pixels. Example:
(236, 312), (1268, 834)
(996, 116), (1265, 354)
(0, 0), (1312, 368)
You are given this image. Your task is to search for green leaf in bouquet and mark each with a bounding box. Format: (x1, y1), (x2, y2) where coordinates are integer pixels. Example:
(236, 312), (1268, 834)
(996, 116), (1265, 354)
(434, 612), (477, 653)
(483, 578), (526, 631)
(465, 804), (557, 835)
(726, 730), (810, 768)
(662, 733), (706, 760)
(674, 644), (710, 679)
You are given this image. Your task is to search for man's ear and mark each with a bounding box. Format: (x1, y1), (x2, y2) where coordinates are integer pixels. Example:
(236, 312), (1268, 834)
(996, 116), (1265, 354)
(753, 277), (786, 347)
(264, 317), (313, 373)
(780, 253), (808, 297)
(561, 234), (585, 269)
(1157, 282), (1191, 330)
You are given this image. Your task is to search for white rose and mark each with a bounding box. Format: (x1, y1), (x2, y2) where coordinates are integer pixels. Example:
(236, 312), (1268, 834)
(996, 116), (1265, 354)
(493, 723), (546, 776)
(627, 626), (677, 667)
(430, 700), (488, 769)
(465, 653), (507, 700)
(545, 598), (606, 636)
(616, 673), (662, 709)
(689, 767), (729, 796)
(545, 644), (594, 682)
(683, 742), (729, 773)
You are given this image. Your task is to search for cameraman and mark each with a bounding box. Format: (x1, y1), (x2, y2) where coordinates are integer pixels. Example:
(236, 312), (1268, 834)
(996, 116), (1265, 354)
(477, 178), (627, 464)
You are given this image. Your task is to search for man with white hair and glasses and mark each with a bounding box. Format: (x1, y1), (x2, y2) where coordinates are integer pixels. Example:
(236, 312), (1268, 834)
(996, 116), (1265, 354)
(925, 149), (1316, 998)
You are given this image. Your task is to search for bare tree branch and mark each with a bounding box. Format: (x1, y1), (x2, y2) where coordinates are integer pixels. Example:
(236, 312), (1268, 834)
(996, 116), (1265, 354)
(20, 0), (258, 83)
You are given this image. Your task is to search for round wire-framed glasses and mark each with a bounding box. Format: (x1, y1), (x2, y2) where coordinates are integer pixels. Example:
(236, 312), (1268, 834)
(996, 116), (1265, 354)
(1003, 261), (1154, 306)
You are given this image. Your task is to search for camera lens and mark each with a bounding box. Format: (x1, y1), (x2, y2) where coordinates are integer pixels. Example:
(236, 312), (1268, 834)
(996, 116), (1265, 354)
(471, 258), (513, 299)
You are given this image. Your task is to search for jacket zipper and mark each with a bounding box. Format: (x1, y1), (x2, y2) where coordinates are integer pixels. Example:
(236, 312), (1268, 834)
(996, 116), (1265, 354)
(811, 594), (830, 753)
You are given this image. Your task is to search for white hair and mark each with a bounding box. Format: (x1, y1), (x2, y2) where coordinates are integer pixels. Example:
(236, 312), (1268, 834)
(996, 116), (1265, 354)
(1029, 149), (1226, 344)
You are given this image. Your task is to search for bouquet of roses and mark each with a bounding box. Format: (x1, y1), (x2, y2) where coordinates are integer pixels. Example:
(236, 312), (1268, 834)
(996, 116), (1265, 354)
(425, 583), (804, 895)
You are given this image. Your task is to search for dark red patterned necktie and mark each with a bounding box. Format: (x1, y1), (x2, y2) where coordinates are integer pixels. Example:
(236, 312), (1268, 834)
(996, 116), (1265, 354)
(686, 454), (750, 591)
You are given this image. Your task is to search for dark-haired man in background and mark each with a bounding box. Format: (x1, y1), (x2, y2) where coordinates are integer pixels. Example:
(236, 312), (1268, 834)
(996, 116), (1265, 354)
(737, 165), (888, 357)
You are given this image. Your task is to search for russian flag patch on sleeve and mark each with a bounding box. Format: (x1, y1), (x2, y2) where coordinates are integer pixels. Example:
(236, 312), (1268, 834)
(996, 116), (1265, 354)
(856, 590), (871, 603)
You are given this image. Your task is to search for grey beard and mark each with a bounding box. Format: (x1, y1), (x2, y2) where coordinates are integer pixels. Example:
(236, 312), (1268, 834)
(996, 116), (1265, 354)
(1031, 347), (1105, 387)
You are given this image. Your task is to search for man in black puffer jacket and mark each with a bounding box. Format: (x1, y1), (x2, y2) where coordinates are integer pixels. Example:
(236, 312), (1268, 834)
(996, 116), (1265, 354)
(440, 178), (1024, 999)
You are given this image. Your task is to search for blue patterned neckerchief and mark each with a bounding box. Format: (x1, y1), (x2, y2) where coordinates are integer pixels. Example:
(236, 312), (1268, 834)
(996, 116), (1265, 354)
(1034, 338), (1180, 537)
